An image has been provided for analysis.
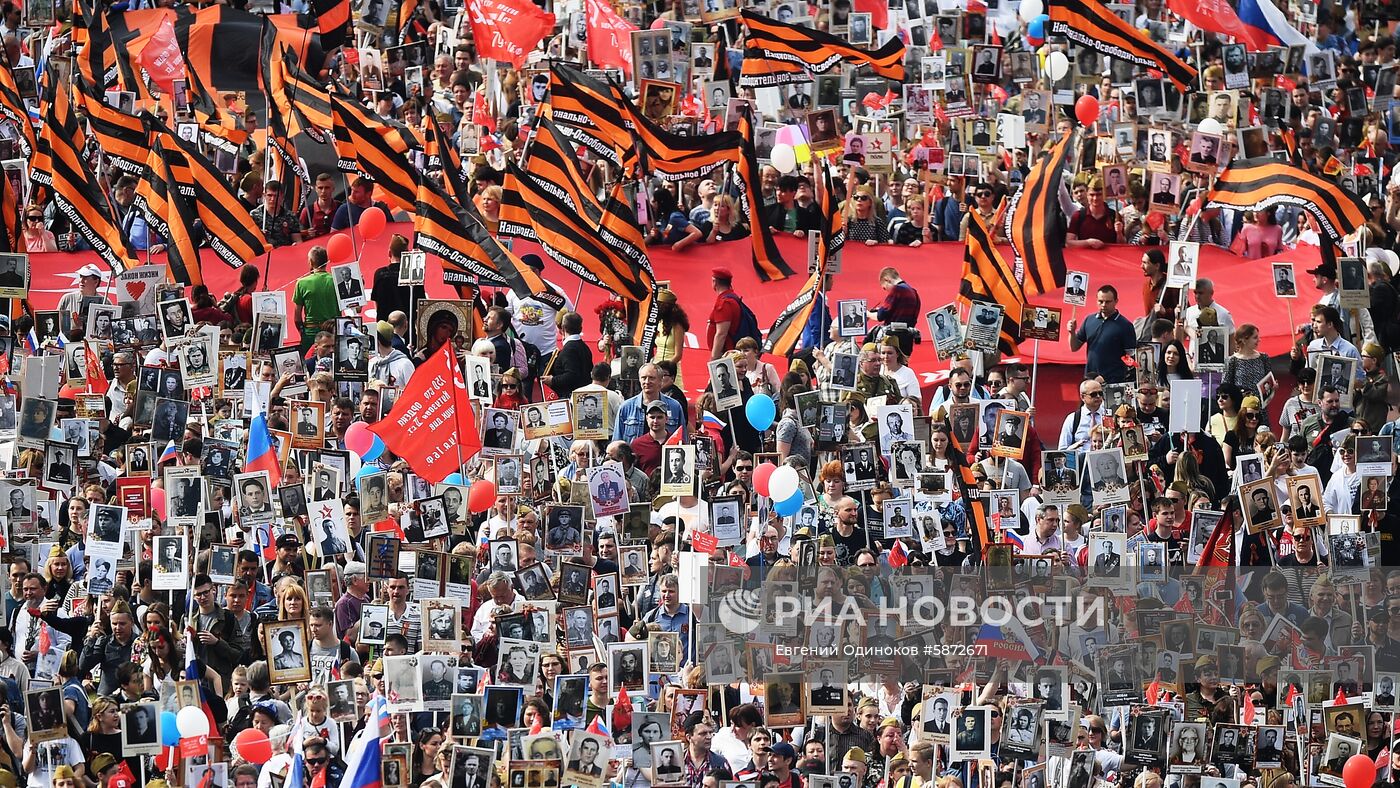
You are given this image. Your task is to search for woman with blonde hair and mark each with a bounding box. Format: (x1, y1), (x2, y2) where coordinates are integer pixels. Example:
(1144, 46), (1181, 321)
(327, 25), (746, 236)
(277, 581), (309, 620)
(843, 184), (890, 244)
(705, 195), (749, 242)
(653, 290), (690, 389)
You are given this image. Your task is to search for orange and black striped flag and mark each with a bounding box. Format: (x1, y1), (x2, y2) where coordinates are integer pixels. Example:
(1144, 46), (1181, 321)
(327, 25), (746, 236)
(736, 112), (797, 283)
(498, 119), (654, 301)
(147, 115), (269, 271)
(331, 93), (420, 213)
(764, 163), (842, 356)
(311, 0), (352, 53)
(30, 70), (137, 272)
(959, 208), (1023, 357)
(1048, 0), (1197, 92)
(1205, 157), (1367, 244)
(0, 161), (20, 253)
(546, 63), (635, 171)
(1004, 132), (1072, 298)
(953, 464), (992, 555)
(261, 27), (333, 140)
(185, 62), (249, 157)
(0, 64), (34, 158)
(413, 173), (568, 310)
(71, 75), (149, 177)
(414, 174), (508, 287)
(422, 113), (471, 206)
(622, 99), (744, 182)
(78, 7), (125, 96)
(738, 10), (905, 87)
(132, 135), (204, 287)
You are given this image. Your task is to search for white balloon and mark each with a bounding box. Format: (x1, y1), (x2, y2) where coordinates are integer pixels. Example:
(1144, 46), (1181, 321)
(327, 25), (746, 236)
(1045, 51), (1069, 81)
(176, 706), (210, 738)
(770, 143), (798, 174)
(1196, 118), (1224, 136)
(769, 466), (800, 502)
(1018, 0), (1043, 23)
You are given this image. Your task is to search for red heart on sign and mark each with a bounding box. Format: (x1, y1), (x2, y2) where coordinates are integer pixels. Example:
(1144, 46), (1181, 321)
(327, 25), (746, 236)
(125, 281), (146, 301)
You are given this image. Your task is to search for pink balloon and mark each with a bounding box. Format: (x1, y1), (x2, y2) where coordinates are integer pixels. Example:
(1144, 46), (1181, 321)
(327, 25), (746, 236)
(151, 487), (167, 521)
(345, 421), (374, 456)
(753, 462), (777, 498)
(358, 206), (387, 240)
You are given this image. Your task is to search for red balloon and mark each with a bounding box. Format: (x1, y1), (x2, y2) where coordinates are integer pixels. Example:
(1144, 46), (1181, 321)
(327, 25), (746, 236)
(151, 487), (167, 521)
(232, 728), (273, 765)
(1343, 754), (1377, 788)
(1074, 95), (1100, 127)
(753, 462), (778, 498)
(326, 232), (354, 264)
(358, 206), (387, 240)
(469, 480), (498, 514)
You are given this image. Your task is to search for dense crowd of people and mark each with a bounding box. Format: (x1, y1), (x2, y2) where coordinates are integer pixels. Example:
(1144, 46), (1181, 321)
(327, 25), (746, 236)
(0, 0), (1398, 787)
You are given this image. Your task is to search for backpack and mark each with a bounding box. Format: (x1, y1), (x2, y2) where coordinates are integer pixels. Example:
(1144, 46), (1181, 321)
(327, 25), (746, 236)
(723, 293), (762, 345)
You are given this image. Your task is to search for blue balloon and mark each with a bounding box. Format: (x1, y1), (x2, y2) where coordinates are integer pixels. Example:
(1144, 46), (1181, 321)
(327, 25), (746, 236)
(745, 394), (777, 431)
(774, 490), (804, 516)
(1027, 16), (1046, 39)
(363, 435), (386, 462)
(444, 472), (466, 485)
(160, 711), (180, 746)
(356, 463), (378, 480)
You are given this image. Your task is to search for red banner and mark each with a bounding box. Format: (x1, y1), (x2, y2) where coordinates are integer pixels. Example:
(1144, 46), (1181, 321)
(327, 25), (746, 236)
(467, 0), (557, 68)
(138, 16), (188, 92)
(368, 344), (481, 484)
(585, 0), (636, 77)
(1164, 0), (1265, 51)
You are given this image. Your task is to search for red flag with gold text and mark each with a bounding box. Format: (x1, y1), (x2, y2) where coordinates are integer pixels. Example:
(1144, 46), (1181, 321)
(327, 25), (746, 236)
(367, 344), (481, 483)
(466, 0), (557, 67)
(584, 0), (636, 76)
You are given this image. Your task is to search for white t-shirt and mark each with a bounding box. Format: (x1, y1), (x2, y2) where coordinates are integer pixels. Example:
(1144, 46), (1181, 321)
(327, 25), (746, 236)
(25, 736), (83, 788)
(507, 280), (574, 353)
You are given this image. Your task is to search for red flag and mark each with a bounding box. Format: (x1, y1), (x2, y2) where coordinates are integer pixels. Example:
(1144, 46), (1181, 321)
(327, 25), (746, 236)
(584, 0), (637, 76)
(692, 531), (719, 553)
(36, 622), (50, 655)
(1164, 0), (1265, 50)
(139, 16), (187, 92)
(888, 539), (909, 568)
(466, 0), (556, 67)
(1284, 683), (1300, 707)
(472, 91), (497, 134)
(853, 0), (888, 30)
(664, 428), (684, 446)
(109, 762), (138, 788)
(367, 344), (480, 484)
(613, 686), (633, 738)
(1145, 676), (1161, 704)
(1195, 510), (1235, 568)
(1334, 686), (1349, 706)
(1242, 688), (1256, 725)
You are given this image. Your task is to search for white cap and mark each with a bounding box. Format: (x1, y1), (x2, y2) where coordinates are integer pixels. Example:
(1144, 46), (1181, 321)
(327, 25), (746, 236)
(74, 263), (107, 281)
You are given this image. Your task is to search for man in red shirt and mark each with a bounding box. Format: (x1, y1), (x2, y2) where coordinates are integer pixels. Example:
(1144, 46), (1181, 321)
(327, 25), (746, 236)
(707, 267), (741, 359)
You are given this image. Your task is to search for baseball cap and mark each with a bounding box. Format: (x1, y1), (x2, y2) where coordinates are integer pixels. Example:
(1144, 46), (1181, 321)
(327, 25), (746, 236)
(522, 253), (545, 271)
(275, 533), (300, 549)
(76, 263), (104, 280)
(644, 400), (668, 414)
(770, 742), (796, 760)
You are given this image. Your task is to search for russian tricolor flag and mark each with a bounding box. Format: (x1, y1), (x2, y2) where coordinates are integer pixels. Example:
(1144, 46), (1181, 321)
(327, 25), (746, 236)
(342, 697), (387, 788)
(245, 409), (282, 488)
(1236, 0), (1316, 52)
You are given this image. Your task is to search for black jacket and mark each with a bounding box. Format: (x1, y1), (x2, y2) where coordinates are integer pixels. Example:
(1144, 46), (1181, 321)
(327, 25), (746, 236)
(550, 339), (593, 396)
(370, 264), (426, 337)
(762, 201), (821, 233)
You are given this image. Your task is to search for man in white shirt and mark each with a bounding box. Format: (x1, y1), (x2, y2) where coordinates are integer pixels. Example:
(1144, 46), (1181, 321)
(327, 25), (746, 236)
(470, 572), (521, 641)
(1058, 380), (1106, 450)
(1176, 278), (1235, 364)
(506, 254), (574, 360)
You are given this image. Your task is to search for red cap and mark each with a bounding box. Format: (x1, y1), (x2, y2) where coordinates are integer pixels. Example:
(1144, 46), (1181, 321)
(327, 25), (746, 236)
(711, 267), (733, 282)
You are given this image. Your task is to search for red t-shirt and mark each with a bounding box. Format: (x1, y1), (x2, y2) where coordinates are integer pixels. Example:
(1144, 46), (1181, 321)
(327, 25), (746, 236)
(1069, 207), (1118, 244)
(707, 290), (741, 351)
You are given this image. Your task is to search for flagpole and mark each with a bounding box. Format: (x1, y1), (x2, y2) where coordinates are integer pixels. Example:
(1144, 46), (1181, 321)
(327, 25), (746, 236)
(1029, 339), (1040, 411)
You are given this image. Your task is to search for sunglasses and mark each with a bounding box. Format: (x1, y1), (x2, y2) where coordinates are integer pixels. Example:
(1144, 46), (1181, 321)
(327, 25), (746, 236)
(25, 216), (41, 222)
(854, 195), (871, 201)
(307, 758), (329, 766)
(501, 383), (519, 389)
